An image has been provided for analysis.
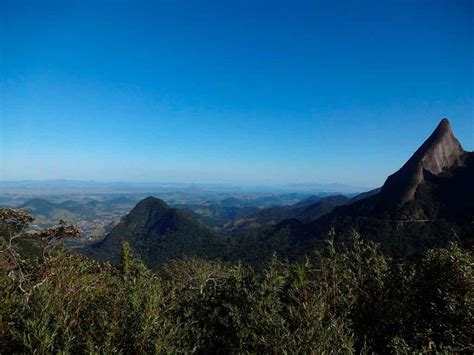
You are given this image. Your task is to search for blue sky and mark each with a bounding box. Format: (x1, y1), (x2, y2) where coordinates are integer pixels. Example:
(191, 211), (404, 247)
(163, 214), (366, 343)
(1, 0), (473, 188)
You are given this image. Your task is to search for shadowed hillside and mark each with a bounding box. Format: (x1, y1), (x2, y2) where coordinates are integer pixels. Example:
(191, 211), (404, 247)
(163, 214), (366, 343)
(88, 197), (228, 268)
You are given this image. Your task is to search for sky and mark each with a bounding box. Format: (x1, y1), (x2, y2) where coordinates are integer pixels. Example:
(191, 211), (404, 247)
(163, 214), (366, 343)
(1, 0), (473, 188)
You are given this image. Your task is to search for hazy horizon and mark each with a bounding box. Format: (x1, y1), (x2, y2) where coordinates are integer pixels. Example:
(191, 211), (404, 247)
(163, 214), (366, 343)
(1, 0), (473, 186)
(0, 179), (371, 195)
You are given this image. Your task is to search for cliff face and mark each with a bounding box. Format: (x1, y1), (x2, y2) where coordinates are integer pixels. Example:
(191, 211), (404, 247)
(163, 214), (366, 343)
(381, 118), (464, 204)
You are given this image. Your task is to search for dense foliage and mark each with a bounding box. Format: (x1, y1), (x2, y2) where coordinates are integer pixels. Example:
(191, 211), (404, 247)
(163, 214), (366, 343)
(1, 209), (472, 353)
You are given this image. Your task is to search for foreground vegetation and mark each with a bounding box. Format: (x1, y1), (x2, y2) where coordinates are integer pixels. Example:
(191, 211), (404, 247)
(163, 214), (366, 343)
(1, 209), (473, 353)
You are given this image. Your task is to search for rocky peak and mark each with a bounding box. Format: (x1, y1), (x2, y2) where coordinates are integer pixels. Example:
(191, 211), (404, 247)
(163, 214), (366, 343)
(381, 118), (465, 204)
(412, 118), (464, 175)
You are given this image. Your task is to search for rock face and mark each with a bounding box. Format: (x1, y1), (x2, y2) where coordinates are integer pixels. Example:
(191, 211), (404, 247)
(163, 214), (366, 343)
(381, 118), (465, 205)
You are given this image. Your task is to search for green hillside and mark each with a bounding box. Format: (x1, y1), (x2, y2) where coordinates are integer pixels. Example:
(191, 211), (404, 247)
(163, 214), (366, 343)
(88, 197), (228, 268)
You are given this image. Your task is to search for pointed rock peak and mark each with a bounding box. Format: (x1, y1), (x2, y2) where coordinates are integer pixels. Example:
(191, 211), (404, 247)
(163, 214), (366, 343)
(410, 117), (464, 175)
(437, 117), (451, 131)
(381, 118), (465, 204)
(422, 118), (453, 144)
(420, 118), (454, 151)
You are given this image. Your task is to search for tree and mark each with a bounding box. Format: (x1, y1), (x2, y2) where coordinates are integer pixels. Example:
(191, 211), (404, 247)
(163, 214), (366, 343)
(0, 208), (80, 295)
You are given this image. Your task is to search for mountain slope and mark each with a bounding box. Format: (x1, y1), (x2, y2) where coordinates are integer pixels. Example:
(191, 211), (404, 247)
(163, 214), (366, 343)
(253, 194), (350, 223)
(349, 188), (381, 203)
(88, 197), (227, 267)
(218, 194), (350, 236)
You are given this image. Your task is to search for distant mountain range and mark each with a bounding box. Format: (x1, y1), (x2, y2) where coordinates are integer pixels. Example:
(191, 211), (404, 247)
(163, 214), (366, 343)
(174, 193), (341, 230)
(0, 180), (368, 195)
(216, 194), (353, 236)
(18, 197), (138, 220)
(12, 197), (140, 239)
(84, 119), (473, 267)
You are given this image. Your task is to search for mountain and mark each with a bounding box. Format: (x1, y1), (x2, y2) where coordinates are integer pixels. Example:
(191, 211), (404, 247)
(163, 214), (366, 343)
(382, 118), (464, 205)
(330, 118), (473, 221)
(316, 119), (473, 251)
(88, 197), (227, 268)
(234, 119), (474, 261)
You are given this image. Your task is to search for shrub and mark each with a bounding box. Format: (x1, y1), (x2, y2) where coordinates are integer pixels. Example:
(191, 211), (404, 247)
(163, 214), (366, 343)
(1, 215), (472, 353)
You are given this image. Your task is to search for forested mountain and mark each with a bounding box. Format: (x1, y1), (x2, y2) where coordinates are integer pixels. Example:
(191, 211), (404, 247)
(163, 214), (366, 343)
(88, 197), (227, 268)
